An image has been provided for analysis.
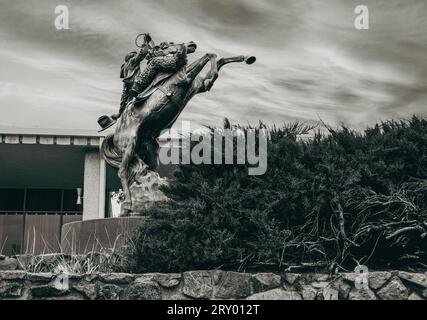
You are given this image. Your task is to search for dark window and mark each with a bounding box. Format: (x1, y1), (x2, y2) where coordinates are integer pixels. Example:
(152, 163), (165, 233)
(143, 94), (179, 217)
(0, 189), (24, 211)
(0, 214), (23, 255)
(26, 189), (61, 212)
(62, 189), (82, 212)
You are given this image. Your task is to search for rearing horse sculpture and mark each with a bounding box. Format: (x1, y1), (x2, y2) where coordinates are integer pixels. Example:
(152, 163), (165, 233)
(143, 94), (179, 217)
(102, 41), (256, 214)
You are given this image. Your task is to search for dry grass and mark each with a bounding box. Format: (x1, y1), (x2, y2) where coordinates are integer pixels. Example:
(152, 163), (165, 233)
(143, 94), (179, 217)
(18, 228), (136, 274)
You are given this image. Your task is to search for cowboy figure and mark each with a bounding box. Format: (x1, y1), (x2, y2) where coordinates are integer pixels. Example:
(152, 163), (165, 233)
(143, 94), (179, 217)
(130, 41), (189, 98)
(111, 34), (152, 120)
(111, 34), (189, 121)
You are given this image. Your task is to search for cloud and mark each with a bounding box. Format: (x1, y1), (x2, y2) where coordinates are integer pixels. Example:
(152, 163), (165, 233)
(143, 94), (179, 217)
(0, 0), (426, 133)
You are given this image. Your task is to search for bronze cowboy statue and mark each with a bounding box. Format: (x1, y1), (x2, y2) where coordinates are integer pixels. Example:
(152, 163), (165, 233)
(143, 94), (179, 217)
(98, 33), (195, 129)
(99, 33), (256, 215)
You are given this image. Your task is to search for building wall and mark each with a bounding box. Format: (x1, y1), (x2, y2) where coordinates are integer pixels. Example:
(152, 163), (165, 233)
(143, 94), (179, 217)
(83, 149), (106, 221)
(0, 133), (113, 254)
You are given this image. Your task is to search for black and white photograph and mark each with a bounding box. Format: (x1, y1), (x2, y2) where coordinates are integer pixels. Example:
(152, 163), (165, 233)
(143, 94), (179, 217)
(0, 0), (427, 310)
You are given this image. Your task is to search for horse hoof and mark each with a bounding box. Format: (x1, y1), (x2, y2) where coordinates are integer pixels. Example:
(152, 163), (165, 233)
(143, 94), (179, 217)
(245, 56), (256, 64)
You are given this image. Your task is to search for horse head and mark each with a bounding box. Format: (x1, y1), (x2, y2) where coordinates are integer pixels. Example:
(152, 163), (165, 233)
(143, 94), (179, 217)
(150, 41), (197, 60)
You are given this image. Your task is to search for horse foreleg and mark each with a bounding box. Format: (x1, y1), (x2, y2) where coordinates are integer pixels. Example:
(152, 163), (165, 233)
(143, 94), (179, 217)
(118, 136), (136, 214)
(182, 54), (216, 104)
(195, 55), (256, 94)
(185, 54), (211, 82)
(196, 54), (219, 94)
(204, 54), (219, 92)
(217, 55), (256, 71)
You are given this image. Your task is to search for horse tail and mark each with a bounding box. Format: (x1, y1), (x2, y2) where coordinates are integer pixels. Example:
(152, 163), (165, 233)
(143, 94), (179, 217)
(102, 134), (148, 185)
(101, 134), (122, 169)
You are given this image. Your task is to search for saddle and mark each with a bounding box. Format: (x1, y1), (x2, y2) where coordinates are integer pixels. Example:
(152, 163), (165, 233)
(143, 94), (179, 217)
(133, 70), (176, 106)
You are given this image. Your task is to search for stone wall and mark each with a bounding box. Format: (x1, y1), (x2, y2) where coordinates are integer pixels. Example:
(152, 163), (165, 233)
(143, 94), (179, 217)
(1, 270), (426, 300)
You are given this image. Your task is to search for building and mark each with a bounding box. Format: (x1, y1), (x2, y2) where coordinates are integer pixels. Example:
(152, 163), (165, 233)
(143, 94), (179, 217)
(0, 128), (122, 255)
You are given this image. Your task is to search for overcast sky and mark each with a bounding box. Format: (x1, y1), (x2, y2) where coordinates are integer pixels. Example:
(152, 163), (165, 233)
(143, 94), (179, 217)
(0, 0), (426, 133)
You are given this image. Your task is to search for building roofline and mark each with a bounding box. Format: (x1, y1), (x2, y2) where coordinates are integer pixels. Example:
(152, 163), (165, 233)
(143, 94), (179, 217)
(0, 126), (175, 146)
(0, 130), (105, 147)
(0, 126), (108, 138)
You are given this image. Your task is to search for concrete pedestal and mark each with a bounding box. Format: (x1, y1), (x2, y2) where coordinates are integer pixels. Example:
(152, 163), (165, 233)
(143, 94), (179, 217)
(60, 217), (146, 255)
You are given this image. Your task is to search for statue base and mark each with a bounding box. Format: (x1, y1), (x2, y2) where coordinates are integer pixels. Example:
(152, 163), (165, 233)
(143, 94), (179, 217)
(125, 170), (169, 215)
(60, 217), (147, 255)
